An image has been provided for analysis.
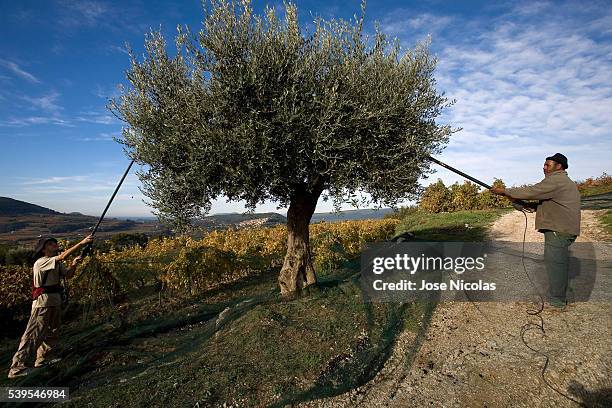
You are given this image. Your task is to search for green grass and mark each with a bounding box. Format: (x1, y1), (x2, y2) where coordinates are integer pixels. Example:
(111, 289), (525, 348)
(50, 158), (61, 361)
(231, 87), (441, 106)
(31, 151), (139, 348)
(395, 208), (510, 241)
(0, 208), (508, 407)
(599, 210), (612, 237)
(580, 184), (612, 197)
(1, 266), (420, 407)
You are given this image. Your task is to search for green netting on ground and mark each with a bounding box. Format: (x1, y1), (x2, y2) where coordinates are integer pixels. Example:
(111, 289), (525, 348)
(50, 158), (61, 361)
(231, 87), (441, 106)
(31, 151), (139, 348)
(0, 248), (437, 407)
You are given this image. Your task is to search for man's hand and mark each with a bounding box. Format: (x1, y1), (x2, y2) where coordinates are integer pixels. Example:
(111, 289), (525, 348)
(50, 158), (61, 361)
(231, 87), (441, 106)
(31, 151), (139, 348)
(490, 187), (506, 195)
(71, 255), (83, 268)
(80, 234), (94, 246)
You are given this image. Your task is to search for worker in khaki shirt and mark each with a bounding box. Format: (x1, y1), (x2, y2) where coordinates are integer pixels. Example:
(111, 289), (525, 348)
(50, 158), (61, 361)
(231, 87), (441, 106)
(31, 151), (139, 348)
(491, 153), (581, 309)
(8, 234), (93, 379)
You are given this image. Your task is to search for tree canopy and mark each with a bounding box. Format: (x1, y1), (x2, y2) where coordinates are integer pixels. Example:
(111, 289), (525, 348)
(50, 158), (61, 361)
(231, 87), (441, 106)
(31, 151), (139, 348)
(112, 0), (453, 295)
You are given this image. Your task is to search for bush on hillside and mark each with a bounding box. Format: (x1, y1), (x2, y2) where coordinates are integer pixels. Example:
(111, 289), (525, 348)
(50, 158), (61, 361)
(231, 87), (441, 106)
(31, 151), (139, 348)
(420, 178), (509, 213)
(419, 180), (452, 212)
(384, 206), (419, 220)
(5, 247), (35, 266)
(576, 173), (612, 196)
(449, 181), (480, 211)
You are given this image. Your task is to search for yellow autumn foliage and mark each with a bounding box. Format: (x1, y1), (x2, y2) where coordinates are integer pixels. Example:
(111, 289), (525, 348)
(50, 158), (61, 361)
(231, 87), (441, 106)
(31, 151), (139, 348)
(1, 219), (399, 308)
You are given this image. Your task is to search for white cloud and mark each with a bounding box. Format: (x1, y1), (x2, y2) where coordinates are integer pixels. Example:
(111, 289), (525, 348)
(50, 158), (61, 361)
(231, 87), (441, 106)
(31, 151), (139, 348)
(420, 5), (612, 186)
(75, 114), (117, 124)
(380, 11), (453, 39)
(22, 176), (89, 185)
(21, 91), (62, 112)
(59, 0), (109, 27)
(75, 109), (119, 125)
(92, 83), (121, 100)
(107, 44), (130, 56)
(0, 105), (117, 128)
(8, 171), (150, 216)
(375, 2), (611, 192)
(0, 59), (41, 84)
(79, 132), (118, 142)
(0, 116), (72, 127)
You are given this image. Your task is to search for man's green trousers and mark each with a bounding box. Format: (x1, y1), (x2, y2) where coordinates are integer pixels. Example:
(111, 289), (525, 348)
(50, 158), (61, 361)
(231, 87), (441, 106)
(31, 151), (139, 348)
(544, 230), (577, 307)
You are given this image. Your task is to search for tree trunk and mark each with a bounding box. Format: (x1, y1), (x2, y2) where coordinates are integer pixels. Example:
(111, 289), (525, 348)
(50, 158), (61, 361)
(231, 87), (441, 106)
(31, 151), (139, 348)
(278, 190), (319, 297)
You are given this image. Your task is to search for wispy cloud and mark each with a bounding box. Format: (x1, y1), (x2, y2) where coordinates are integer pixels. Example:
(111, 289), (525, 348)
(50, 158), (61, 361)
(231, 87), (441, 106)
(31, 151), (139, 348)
(16, 173), (144, 215)
(0, 107), (118, 128)
(79, 132), (118, 142)
(20, 173), (120, 194)
(0, 59), (40, 84)
(22, 176), (89, 185)
(0, 116), (72, 127)
(92, 84), (121, 100)
(406, 13), (453, 32)
(106, 44), (130, 56)
(58, 0), (109, 27)
(20, 91), (62, 112)
(382, 2), (612, 186)
(75, 114), (118, 125)
(380, 11), (453, 39)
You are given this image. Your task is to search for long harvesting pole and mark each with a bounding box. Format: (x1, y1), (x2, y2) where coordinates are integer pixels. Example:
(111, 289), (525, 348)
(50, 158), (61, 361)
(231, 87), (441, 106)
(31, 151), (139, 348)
(81, 159), (135, 256)
(426, 155), (533, 210)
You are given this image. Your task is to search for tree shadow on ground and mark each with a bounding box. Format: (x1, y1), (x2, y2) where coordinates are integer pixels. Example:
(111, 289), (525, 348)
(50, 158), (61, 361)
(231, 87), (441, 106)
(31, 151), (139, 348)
(567, 381), (612, 408)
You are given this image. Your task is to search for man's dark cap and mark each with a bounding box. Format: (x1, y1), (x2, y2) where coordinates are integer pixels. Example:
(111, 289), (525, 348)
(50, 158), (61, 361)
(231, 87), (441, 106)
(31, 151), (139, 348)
(33, 237), (58, 260)
(546, 153), (568, 169)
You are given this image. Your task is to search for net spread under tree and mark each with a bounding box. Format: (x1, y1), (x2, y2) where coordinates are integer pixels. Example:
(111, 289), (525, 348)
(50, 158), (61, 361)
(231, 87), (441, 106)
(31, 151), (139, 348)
(111, 0), (452, 296)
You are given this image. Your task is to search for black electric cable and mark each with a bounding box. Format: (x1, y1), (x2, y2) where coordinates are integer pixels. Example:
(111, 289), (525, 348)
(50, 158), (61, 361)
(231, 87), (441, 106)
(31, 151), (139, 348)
(516, 209), (586, 406)
(450, 210), (585, 406)
(426, 155), (585, 405)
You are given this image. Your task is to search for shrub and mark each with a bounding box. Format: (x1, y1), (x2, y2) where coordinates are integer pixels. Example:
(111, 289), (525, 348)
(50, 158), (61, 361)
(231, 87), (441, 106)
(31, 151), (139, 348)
(576, 173), (612, 190)
(0, 264), (31, 309)
(384, 206), (419, 220)
(0, 265), (32, 336)
(420, 178), (509, 213)
(576, 173), (612, 196)
(74, 219), (399, 296)
(419, 180), (452, 213)
(449, 181), (480, 211)
(476, 179), (509, 209)
(5, 247), (35, 266)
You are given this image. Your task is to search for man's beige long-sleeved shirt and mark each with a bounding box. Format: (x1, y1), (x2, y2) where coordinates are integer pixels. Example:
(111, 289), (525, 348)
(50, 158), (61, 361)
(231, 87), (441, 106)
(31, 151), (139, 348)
(506, 170), (581, 236)
(32, 256), (68, 308)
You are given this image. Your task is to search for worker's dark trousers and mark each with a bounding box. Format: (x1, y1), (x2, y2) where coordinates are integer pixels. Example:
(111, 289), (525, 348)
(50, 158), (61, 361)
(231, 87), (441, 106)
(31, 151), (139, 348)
(544, 231), (577, 307)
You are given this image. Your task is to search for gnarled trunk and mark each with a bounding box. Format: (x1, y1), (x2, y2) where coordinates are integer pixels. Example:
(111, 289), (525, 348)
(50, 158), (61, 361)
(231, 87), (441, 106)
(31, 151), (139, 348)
(278, 191), (319, 297)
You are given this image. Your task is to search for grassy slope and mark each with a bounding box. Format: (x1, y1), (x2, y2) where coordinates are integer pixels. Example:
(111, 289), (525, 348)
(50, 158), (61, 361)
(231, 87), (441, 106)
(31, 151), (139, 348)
(599, 210), (612, 236)
(395, 208), (511, 241)
(579, 184), (612, 197)
(0, 210), (507, 407)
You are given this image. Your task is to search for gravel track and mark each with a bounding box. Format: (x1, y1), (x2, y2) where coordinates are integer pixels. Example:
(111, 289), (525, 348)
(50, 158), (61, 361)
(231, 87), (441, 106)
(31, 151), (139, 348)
(302, 210), (611, 408)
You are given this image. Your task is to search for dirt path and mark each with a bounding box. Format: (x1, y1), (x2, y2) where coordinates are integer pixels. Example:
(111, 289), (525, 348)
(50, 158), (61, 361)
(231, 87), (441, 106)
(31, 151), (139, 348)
(489, 209), (610, 243)
(303, 210), (612, 408)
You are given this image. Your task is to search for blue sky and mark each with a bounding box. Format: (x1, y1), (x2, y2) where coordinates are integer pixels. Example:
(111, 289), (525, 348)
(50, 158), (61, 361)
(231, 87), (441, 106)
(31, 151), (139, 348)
(1, 0), (610, 217)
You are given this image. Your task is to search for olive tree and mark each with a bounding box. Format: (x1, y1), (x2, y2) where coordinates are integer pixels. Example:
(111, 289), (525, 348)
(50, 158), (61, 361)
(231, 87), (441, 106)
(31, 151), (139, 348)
(112, 0), (452, 296)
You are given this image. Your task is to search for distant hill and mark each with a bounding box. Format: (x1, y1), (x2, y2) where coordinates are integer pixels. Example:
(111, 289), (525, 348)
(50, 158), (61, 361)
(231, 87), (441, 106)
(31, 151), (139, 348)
(0, 196), (395, 244)
(0, 197), (60, 216)
(196, 208), (393, 227)
(0, 197), (165, 244)
(194, 212), (287, 230)
(311, 208), (393, 223)
(194, 209), (393, 229)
